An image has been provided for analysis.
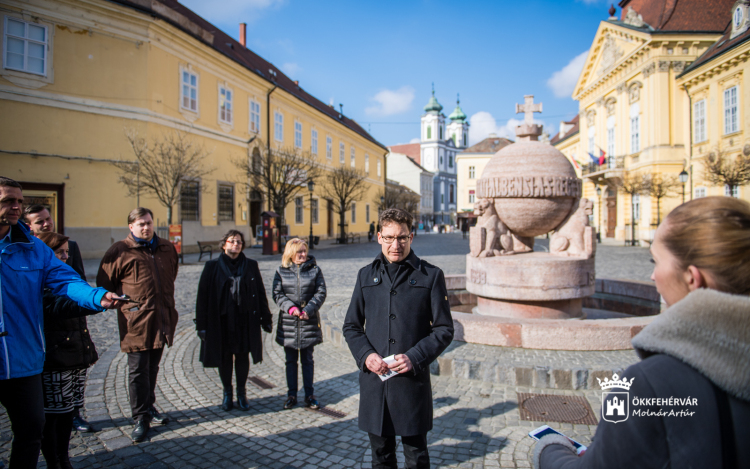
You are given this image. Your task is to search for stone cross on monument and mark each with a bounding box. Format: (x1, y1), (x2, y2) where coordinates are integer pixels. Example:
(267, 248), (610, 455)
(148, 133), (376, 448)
(514, 94), (544, 141)
(516, 95), (542, 125)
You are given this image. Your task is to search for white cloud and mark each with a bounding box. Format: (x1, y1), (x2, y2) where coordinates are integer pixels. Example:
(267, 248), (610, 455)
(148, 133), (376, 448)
(365, 86), (415, 116)
(281, 62), (300, 77)
(409, 138), (421, 144)
(179, 0), (285, 24)
(468, 112), (546, 146)
(546, 51), (589, 98)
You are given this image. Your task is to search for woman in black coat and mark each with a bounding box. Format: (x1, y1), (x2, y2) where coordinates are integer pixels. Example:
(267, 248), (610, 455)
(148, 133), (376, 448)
(37, 232), (99, 469)
(195, 230), (272, 411)
(272, 238), (326, 410)
(534, 197), (750, 469)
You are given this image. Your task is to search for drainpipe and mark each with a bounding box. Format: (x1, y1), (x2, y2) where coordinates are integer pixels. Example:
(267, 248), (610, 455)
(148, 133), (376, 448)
(266, 81), (278, 213)
(687, 89), (694, 200)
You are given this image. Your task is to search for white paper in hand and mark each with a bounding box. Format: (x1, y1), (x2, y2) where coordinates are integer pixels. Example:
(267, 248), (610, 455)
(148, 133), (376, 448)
(379, 355), (398, 382)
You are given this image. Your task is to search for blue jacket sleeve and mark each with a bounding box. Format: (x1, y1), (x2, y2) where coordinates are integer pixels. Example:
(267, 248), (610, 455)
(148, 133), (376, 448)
(42, 248), (106, 312)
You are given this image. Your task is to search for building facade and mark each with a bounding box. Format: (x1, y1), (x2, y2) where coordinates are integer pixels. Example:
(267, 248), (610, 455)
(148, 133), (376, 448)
(456, 135), (513, 213)
(0, 0), (386, 256)
(568, 0), (743, 242)
(383, 146), (433, 225)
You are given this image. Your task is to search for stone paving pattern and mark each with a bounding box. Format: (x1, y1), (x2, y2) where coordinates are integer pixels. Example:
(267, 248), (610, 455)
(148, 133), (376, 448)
(0, 234), (653, 468)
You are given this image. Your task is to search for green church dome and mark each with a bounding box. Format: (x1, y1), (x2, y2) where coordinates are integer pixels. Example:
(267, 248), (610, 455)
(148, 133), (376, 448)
(449, 94), (467, 123)
(423, 85), (443, 113)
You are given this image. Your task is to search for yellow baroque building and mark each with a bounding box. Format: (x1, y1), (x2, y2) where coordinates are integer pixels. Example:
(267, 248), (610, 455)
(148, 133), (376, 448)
(556, 0), (749, 243)
(0, 0), (386, 257)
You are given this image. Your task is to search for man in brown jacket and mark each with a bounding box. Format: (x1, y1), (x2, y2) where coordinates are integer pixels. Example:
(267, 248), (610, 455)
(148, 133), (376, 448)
(97, 207), (179, 442)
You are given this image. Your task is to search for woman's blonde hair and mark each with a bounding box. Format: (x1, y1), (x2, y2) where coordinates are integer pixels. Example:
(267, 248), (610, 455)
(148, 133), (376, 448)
(662, 196), (750, 295)
(281, 238), (308, 268)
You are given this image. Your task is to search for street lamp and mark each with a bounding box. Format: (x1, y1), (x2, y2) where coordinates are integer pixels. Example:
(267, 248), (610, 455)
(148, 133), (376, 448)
(596, 186), (602, 243)
(679, 170), (689, 204)
(307, 180), (315, 250)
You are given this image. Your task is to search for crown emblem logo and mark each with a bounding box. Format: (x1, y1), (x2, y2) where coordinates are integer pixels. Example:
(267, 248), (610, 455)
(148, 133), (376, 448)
(597, 373), (635, 391)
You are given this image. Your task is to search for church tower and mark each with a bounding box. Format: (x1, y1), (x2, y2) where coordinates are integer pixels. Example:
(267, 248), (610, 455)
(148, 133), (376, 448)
(447, 94), (469, 149)
(421, 84), (445, 143)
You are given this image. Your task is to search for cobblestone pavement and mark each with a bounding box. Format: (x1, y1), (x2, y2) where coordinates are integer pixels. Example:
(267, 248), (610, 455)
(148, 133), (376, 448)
(1, 234), (653, 468)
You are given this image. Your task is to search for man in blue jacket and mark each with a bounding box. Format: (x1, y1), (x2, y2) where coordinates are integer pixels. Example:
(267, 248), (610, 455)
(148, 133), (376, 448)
(0, 177), (122, 468)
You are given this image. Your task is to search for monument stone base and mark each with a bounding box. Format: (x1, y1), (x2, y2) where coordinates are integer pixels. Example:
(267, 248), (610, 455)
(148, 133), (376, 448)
(475, 296), (583, 319)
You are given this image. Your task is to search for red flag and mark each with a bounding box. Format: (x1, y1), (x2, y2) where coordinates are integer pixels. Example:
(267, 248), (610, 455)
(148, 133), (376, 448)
(598, 149), (606, 166)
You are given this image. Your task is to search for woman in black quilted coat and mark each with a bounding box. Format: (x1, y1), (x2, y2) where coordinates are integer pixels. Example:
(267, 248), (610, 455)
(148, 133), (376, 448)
(37, 232), (98, 469)
(273, 238), (326, 410)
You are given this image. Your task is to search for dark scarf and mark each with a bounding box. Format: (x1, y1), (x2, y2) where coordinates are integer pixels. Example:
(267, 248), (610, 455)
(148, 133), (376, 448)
(132, 233), (159, 253)
(218, 252), (247, 308)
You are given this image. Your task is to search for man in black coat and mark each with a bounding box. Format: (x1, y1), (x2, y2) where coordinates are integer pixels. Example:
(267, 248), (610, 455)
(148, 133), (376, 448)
(343, 208), (454, 469)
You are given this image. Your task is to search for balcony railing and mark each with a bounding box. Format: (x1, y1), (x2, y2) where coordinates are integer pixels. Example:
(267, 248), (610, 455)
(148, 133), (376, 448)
(581, 156), (625, 175)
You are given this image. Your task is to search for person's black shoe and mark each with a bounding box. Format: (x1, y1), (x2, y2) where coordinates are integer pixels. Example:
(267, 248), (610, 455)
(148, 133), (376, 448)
(283, 396), (297, 409)
(304, 396), (320, 410)
(72, 413), (93, 432)
(149, 405), (169, 425)
(131, 419), (150, 442)
(221, 391), (233, 411)
(237, 390), (250, 411)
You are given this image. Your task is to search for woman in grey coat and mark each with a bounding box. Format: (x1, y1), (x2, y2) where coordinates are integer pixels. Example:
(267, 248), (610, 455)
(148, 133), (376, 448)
(534, 196), (750, 469)
(273, 238), (326, 410)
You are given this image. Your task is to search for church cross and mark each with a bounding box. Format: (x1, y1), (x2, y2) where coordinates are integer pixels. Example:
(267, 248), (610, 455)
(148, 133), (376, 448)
(515, 95), (542, 125)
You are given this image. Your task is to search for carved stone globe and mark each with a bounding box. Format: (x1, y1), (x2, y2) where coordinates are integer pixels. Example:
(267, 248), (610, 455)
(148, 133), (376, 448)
(477, 141), (581, 238)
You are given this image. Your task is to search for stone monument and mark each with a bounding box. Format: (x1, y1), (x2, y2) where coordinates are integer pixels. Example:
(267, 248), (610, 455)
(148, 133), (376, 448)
(467, 95), (597, 319)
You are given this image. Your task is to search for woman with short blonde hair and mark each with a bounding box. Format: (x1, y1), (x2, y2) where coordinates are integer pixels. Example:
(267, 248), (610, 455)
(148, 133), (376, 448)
(273, 237), (327, 410)
(535, 196), (750, 469)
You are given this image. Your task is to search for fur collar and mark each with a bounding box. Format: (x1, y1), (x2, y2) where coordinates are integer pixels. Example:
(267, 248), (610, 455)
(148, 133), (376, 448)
(631, 289), (750, 401)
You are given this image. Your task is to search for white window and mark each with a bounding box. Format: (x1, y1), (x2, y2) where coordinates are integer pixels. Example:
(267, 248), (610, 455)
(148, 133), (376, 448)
(469, 190), (475, 204)
(365, 154), (370, 173)
(469, 166), (475, 179)
(366, 204), (370, 223)
(724, 86), (739, 134)
(274, 112), (284, 142)
(326, 136), (332, 159)
(351, 202), (356, 223)
(632, 193), (641, 221)
(311, 198), (319, 224)
(587, 126), (596, 158)
(249, 100), (261, 133)
(630, 102), (640, 153)
(219, 86), (233, 124)
(694, 99), (706, 143)
(3, 17), (47, 76)
(377, 160), (382, 177)
(311, 129), (318, 155)
(350, 146), (356, 168)
(695, 187), (706, 198)
(294, 121), (302, 149)
(606, 115), (615, 159)
(339, 142), (345, 164)
(725, 184), (740, 198)
(181, 70), (198, 112)
(295, 197), (303, 224)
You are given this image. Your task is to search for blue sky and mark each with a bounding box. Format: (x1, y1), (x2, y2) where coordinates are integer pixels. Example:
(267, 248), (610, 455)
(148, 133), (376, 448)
(180, 0), (613, 147)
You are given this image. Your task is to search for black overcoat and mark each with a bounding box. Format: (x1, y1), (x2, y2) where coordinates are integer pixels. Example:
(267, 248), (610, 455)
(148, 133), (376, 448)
(343, 250), (454, 436)
(42, 291), (98, 371)
(195, 255), (272, 367)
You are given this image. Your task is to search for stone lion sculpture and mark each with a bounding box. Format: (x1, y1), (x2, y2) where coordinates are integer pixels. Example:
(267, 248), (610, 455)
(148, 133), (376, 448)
(470, 198), (514, 257)
(550, 198), (596, 258)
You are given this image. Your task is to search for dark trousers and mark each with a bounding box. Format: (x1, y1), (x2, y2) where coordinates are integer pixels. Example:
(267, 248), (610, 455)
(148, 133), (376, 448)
(284, 346), (314, 398)
(368, 433), (430, 469)
(41, 410), (74, 468)
(127, 347), (164, 423)
(0, 374), (46, 468)
(218, 347), (250, 394)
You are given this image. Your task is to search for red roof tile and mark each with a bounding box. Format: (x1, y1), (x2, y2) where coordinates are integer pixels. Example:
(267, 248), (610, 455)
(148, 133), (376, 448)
(388, 143), (422, 164)
(682, 12), (750, 74)
(619, 0), (733, 32)
(110, 0), (386, 151)
(462, 136), (513, 154)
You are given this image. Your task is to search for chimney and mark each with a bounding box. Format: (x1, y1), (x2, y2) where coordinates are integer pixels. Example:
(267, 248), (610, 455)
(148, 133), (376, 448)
(239, 23), (246, 47)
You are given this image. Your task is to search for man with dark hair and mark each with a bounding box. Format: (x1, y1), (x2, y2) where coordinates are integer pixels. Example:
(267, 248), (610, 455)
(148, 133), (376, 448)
(0, 176), (122, 467)
(343, 208), (454, 469)
(97, 207), (178, 443)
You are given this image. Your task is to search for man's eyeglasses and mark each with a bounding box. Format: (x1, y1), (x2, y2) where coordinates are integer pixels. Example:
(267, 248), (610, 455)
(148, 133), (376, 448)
(380, 235), (411, 245)
(226, 240), (243, 245)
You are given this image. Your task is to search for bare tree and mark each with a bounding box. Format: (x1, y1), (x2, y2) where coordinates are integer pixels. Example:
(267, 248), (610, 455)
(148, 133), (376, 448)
(114, 130), (215, 224)
(703, 147), (750, 195)
(232, 140), (320, 229)
(615, 171), (648, 245)
(643, 173), (681, 226)
(320, 166), (368, 243)
(376, 182), (421, 222)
